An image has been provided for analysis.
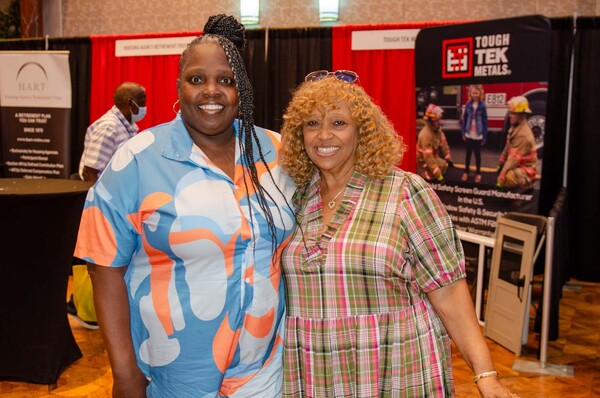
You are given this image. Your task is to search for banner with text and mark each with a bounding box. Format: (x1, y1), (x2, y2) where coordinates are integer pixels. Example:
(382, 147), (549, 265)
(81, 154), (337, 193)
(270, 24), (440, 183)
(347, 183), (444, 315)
(414, 16), (551, 236)
(0, 51), (72, 178)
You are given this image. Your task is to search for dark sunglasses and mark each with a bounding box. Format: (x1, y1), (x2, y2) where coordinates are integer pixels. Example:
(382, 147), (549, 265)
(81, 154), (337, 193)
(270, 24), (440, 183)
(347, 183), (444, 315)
(304, 69), (359, 83)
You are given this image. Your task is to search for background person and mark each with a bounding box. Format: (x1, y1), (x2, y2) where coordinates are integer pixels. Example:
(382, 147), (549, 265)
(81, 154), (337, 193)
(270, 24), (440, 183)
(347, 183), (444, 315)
(279, 72), (519, 397)
(417, 103), (453, 182)
(78, 81), (147, 182)
(74, 15), (295, 397)
(68, 81), (147, 330)
(461, 84), (488, 183)
(496, 96), (538, 189)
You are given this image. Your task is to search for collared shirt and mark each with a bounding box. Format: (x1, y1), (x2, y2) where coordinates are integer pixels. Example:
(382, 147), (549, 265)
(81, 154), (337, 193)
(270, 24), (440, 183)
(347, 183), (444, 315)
(74, 116), (295, 397)
(281, 169), (465, 397)
(78, 105), (138, 178)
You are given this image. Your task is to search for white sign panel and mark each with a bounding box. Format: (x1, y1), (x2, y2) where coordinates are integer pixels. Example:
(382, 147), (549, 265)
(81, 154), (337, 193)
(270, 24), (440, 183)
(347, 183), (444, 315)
(116, 36), (198, 57)
(0, 51), (71, 108)
(351, 29), (420, 51)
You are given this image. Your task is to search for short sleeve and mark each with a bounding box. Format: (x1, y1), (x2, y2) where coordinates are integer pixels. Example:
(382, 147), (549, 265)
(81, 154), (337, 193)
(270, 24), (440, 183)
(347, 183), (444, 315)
(81, 125), (119, 171)
(400, 174), (466, 293)
(74, 143), (141, 267)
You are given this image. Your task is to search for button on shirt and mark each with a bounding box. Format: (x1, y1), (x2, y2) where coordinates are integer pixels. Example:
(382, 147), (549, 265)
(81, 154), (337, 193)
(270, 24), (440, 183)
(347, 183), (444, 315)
(79, 105), (138, 177)
(74, 116), (296, 397)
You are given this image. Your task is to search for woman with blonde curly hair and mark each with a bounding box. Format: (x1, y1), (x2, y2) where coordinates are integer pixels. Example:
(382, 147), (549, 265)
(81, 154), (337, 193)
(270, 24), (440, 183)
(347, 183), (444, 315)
(279, 71), (519, 398)
(280, 74), (404, 185)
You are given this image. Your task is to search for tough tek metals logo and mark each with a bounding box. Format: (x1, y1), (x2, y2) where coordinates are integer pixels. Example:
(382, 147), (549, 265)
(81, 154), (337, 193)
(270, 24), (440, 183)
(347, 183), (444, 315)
(442, 34), (512, 79)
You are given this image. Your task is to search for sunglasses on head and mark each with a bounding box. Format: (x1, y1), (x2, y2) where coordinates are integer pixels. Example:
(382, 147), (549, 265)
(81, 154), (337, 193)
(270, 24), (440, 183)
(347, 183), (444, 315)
(304, 69), (359, 83)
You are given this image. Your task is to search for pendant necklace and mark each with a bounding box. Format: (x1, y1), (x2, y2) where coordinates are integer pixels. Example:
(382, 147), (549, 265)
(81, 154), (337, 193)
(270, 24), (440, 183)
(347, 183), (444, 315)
(327, 186), (346, 210)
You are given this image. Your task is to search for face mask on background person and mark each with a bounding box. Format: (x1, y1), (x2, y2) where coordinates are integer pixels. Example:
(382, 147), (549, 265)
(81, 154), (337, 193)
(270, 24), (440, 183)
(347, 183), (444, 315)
(131, 100), (147, 123)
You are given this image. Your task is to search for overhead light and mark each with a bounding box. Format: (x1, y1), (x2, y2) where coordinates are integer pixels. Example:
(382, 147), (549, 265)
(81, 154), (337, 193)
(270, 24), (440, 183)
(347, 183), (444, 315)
(241, 0), (260, 25)
(319, 0), (339, 22)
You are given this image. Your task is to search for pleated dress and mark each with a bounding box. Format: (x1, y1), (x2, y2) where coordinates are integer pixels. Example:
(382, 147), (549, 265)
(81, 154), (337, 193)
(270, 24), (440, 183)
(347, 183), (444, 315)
(281, 169), (466, 397)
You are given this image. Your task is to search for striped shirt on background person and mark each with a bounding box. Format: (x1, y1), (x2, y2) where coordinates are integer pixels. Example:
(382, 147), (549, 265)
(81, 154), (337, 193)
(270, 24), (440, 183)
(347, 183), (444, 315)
(78, 105), (138, 179)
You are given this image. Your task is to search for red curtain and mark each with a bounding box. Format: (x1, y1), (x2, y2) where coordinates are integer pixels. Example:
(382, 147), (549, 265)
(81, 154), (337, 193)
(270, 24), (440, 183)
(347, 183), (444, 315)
(332, 22), (460, 172)
(90, 31), (201, 132)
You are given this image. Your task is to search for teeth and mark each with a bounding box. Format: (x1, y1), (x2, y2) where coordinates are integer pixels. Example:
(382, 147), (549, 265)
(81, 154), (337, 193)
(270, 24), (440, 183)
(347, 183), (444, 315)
(198, 104), (224, 110)
(317, 147), (339, 153)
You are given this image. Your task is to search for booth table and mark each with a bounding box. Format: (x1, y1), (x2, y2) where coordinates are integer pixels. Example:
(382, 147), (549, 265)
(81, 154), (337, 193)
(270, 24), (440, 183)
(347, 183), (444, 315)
(0, 178), (92, 385)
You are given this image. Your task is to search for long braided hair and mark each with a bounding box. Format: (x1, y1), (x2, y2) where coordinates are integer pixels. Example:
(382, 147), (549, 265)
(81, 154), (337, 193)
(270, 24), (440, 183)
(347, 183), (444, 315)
(179, 15), (288, 256)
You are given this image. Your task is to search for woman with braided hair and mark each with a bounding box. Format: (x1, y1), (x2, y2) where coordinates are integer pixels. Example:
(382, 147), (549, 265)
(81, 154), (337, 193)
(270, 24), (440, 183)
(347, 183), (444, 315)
(74, 14), (295, 397)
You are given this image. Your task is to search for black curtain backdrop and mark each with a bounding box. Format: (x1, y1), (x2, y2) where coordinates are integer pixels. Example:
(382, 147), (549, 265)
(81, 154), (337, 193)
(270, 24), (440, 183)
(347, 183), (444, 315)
(242, 27), (332, 133)
(242, 29), (268, 129)
(567, 17), (600, 282)
(540, 18), (572, 222)
(525, 17), (574, 341)
(534, 17), (574, 284)
(264, 27), (332, 132)
(0, 37), (91, 177)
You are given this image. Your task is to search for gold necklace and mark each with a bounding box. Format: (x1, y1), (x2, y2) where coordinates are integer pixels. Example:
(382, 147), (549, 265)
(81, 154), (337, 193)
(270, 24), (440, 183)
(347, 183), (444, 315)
(326, 187), (346, 210)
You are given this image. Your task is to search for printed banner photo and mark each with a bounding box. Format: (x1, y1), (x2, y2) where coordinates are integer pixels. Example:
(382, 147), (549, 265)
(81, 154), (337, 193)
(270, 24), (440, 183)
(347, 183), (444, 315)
(414, 15), (551, 237)
(0, 51), (72, 178)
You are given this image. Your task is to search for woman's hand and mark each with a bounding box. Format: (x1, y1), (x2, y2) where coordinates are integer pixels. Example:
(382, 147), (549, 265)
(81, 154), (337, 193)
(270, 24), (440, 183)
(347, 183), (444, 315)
(428, 281), (520, 397)
(476, 376), (520, 398)
(112, 369), (148, 398)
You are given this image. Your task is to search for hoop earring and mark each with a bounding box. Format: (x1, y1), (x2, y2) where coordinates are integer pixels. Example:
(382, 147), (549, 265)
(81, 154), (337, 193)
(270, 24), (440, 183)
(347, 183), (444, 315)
(172, 99), (180, 114)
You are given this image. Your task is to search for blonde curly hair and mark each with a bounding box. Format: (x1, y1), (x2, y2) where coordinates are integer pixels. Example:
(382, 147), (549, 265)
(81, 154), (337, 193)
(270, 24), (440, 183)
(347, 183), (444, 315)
(280, 77), (406, 186)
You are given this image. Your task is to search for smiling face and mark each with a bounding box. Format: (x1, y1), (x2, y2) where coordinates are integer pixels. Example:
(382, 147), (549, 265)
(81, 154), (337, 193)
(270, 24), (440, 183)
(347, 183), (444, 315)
(177, 42), (239, 143)
(302, 101), (358, 179)
(469, 87), (482, 102)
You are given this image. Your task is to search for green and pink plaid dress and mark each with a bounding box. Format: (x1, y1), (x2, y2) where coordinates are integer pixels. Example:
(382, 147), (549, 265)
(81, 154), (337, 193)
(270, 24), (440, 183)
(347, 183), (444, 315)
(281, 169), (465, 397)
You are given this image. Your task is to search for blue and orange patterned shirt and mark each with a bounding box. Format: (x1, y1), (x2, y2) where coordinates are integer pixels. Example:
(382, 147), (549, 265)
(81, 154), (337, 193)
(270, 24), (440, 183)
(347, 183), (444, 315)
(74, 115), (295, 397)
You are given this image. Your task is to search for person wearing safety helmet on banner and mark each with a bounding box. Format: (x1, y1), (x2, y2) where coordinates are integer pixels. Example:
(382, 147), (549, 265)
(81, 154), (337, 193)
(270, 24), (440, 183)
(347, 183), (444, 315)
(496, 96), (537, 190)
(417, 103), (454, 182)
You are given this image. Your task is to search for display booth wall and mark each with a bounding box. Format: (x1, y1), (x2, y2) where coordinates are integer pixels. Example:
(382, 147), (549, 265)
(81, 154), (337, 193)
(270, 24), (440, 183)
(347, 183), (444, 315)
(88, 22), (454, 172)
(0, 17), (598, 283)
